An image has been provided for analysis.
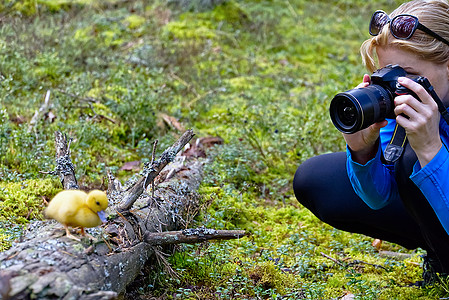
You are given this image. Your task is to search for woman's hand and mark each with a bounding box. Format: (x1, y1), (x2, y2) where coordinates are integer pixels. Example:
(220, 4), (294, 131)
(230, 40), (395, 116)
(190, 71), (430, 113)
(343, 74), (388, 164)
(394, 77), (442, 167)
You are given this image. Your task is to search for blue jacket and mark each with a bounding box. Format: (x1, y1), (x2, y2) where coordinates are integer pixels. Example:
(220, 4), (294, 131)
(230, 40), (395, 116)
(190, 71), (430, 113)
(347, 116), (449, 235)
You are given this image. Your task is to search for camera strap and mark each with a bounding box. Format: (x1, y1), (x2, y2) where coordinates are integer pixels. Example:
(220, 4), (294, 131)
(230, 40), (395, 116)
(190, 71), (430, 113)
(427, 85), (449, 126)
(384, 123), (407, 164)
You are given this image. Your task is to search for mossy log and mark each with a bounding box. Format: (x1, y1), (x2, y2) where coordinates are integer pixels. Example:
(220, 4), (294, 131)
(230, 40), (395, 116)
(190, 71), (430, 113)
(0, 130), (235, 299)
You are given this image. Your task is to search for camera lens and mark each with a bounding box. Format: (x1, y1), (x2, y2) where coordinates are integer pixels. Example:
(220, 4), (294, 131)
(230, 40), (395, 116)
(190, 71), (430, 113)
(330, 93), (363, 133)
(337, 98), (358, 127)
(329, 85), (392, 133)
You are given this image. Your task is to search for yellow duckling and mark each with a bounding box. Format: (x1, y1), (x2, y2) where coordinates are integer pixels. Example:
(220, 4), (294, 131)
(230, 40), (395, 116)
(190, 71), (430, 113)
(44, 189), (108, 240)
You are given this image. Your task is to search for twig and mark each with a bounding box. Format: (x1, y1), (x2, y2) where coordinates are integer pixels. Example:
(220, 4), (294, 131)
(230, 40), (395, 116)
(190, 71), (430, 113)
(29, 90), (51, 131)
(55, 89), (96, 103)
(150, 140), (158, 165)
(143, 139), (159, 199)
(144, 228), (247, 246)
(320, 252), (388, 271)
(320, 252), (345, 266)
(153, 246), (179, 279)
(169, 72), (200, 98)
(348, 259), (388, 271)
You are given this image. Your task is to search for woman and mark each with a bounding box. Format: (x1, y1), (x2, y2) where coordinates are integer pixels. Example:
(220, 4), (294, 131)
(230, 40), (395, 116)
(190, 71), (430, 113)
(293, 0), (449, 284)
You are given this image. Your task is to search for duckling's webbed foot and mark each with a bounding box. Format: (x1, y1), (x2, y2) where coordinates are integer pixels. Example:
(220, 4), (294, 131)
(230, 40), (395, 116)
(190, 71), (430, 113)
(80, 227), (97, 242)
(64, 225), (81, 241)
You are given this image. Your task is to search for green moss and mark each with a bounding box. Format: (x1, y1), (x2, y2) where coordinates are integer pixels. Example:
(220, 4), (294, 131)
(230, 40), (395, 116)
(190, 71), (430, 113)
(32, 52), (71, 83)
(100, 30), (122, 47)
(0, 178), (61, 224)
(164, 19), (217, 40)
(123, 14), (146, 30)
(224, 76), (259, 91)
(0, 178), (61, 251)
(10, 0), (39, 16)
(210, 1), (248, 24)
(73, 26), (94, 43)
(0, 232), (15, 252)
(247, 261), (294, 293)
(9, 0), (84, 15)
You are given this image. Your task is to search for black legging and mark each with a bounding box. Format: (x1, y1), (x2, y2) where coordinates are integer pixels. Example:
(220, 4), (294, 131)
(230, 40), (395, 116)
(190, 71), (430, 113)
(293, 143), (449, 272)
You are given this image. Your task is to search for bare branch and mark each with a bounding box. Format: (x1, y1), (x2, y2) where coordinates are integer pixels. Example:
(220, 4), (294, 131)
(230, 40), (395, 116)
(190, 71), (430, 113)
(29, 90), (51, 131)
(145, 228), (248, 246)
(117, 129), (195, 212)
(320, 252), (345, 267)
(53, 131), (79, 190)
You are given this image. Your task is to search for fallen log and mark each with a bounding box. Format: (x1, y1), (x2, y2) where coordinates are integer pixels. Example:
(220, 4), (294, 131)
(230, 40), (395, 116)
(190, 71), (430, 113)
(0, 130), (237, 299)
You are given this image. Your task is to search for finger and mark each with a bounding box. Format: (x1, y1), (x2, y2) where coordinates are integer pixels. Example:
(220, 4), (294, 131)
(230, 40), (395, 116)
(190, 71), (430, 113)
(394, 90), (438, 123)
(394, 102), (419, 120)
(356, 82), (368, 89)
(397, 77), (434, 105)
(395, 102), (431, 132)
(396, 113), (427, 133)
(372, 120), (389, 130)
(356, 74), (371, 89)
(363, 74), (370, 84)
(394, 94), (421, 112)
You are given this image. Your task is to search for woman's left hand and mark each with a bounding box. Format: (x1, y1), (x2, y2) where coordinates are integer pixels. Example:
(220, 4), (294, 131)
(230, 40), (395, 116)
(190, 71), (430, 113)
(394, 77), (442, 167)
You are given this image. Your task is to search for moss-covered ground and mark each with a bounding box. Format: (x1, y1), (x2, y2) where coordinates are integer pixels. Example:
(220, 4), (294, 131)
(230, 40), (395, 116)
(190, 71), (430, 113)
(1, 0), (448, 298)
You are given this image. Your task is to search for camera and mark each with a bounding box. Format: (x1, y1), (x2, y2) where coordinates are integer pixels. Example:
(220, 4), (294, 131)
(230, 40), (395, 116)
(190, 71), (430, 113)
(329, 64), (432, 134)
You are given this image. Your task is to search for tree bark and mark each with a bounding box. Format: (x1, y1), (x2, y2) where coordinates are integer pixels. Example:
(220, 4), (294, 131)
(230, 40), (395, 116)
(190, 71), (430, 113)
(0, 131), (229, 299)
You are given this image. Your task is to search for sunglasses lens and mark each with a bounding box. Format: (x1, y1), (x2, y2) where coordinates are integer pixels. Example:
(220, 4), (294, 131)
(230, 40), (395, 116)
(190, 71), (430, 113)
(391, 15), (417, 39)
(370, 11), (389, 35)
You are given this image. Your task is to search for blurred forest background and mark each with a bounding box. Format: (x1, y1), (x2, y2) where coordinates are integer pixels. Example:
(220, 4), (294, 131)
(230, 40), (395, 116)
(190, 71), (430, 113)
(0, 0), (447, 298)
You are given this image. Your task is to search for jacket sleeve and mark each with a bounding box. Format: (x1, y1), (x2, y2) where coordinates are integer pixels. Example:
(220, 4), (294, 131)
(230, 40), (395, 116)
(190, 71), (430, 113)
(410, 144), (449, 235)
(346, 143), (401, 210)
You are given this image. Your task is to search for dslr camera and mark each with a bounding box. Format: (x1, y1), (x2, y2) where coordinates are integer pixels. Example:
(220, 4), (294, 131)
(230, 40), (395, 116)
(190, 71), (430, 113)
(329, 64), (432, 133)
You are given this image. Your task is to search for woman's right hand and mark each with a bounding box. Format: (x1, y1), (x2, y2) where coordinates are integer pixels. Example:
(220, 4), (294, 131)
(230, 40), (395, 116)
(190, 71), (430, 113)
(342, 74), (388, 164)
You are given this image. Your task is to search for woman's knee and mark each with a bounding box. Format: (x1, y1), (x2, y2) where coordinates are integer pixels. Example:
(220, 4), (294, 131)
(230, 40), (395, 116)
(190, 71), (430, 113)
(293, 157), (314, 208)
(293, 152), (348, 212)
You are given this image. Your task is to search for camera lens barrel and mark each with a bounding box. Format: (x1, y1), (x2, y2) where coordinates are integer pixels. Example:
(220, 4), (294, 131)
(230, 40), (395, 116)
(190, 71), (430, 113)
(329, 85), (393, 134)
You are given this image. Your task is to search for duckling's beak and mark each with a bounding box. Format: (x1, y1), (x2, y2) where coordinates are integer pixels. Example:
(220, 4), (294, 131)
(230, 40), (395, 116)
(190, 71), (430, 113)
(97, 210), (107, 223)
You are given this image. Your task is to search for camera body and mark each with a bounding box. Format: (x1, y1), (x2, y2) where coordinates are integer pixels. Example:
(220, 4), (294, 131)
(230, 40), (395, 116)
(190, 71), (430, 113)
(329, 64), (432, 134)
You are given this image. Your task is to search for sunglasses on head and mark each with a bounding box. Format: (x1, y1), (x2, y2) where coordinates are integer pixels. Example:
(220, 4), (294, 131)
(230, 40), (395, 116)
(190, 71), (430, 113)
(369, 10), (449, 47)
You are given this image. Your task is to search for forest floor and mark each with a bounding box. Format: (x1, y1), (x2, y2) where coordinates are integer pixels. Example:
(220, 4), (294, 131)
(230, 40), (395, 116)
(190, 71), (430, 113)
(0, 0), (448, 299)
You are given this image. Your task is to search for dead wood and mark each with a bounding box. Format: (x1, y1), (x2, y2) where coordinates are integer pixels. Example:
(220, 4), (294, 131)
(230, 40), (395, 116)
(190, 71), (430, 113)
(39, 131), (79, 190)
(145, 229), (248, 246)
(378, 250), (413, 260)
(0, 130), (236, 299)
(29, 91), (54, 131)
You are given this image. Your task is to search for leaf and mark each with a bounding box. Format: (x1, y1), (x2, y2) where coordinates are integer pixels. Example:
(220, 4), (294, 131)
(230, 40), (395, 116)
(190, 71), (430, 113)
(119, 161), (141, 172)
(158, 113), (185, 132)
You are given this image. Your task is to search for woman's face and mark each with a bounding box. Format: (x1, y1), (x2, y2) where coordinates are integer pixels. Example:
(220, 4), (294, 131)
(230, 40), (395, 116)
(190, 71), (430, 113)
(376, 46), (449, 105)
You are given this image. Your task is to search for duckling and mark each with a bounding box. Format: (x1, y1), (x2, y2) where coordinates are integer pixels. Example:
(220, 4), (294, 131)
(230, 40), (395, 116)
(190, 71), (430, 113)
(44, 189), (108, 240)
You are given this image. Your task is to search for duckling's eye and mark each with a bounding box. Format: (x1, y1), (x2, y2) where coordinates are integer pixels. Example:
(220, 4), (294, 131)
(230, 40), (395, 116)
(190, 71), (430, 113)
(96, 201), (100, 206)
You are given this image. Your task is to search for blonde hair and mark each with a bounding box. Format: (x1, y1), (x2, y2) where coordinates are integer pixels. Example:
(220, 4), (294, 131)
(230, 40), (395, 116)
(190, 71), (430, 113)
(361, 0), (449, 73)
